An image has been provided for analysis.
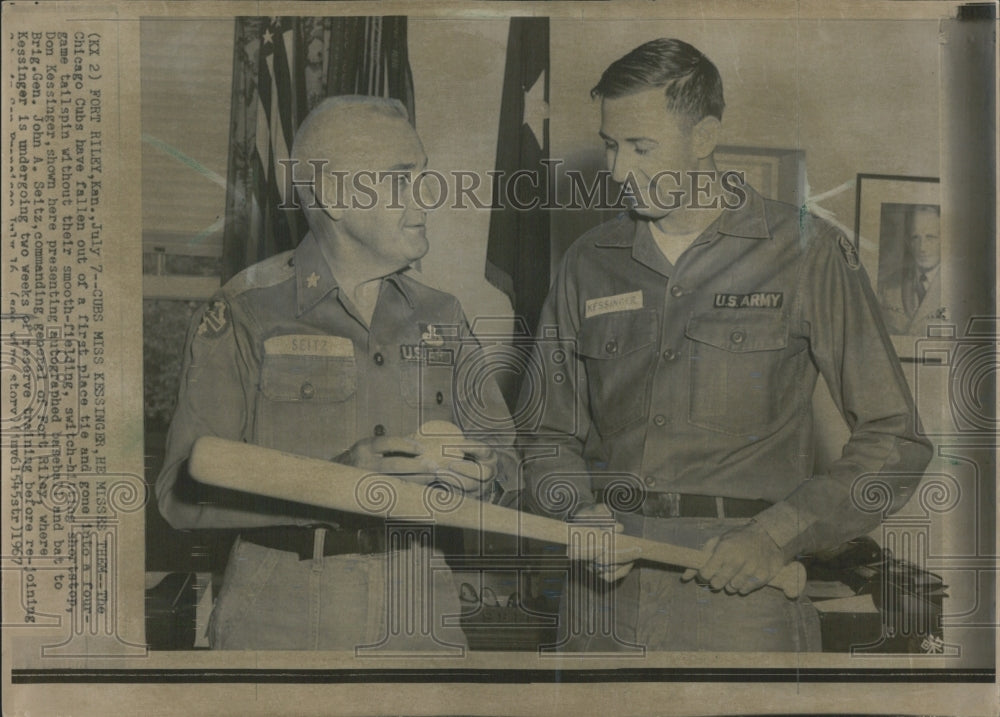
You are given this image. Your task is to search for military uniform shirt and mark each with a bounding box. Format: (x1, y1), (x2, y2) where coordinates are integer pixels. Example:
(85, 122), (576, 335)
(518, 186), (932, 560)
(157, 232), (513, 529)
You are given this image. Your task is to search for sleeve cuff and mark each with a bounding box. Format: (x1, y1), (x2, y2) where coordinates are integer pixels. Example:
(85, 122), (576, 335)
(753, 501), (817, 556)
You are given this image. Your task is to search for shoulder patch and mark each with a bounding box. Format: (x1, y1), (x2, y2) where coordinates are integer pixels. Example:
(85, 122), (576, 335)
(837, 234), (860, 270)
(196, 299), (230, 339)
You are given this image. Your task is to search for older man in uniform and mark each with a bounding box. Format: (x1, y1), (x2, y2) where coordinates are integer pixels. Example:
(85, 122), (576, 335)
(518, 39), (932, 651)
(157, 96), (514, 650)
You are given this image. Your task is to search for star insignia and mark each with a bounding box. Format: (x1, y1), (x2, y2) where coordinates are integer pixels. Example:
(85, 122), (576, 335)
(306, 272), (320, 288)
(522, 70), (549, 149)
(262, 28), (274, 45)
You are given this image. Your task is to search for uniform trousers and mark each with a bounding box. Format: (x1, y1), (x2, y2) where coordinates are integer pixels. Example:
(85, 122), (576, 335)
(209, 537), (467, 650)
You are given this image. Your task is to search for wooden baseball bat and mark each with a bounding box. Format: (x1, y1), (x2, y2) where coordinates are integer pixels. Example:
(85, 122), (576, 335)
(188, 436), (806, 598)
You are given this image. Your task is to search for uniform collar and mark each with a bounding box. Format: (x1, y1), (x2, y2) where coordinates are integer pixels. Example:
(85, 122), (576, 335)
(294, 233), (415, 316)
(592, 183), (773, 250)
(592, 213), (638, 248)
(632, 220), (673, 276)
(294, 233), (338, 316)
(384, 273), (416, 309)
(715, 183), (771, 240)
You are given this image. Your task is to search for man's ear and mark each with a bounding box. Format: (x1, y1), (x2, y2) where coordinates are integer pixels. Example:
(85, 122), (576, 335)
(691, 115), (721, 160)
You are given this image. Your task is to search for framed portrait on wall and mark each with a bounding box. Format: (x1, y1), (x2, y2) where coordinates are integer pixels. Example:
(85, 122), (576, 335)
(855, 174), (944, 357)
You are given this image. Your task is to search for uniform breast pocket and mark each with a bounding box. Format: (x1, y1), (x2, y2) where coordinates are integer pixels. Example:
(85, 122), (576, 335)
(400, 360), (455, 423)
(254, 354), (358, 458)
(685, 312), (789, 436)
(577, 309), (658, 438)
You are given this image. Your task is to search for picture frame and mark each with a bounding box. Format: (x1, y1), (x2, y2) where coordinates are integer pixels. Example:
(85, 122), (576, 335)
(715, 145), (806, 208)
(854, 174), (944, 356)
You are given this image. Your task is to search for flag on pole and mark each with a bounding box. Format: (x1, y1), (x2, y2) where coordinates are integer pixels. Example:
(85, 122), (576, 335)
(223, 17), (415, 281)
(485, 17), (551, 334)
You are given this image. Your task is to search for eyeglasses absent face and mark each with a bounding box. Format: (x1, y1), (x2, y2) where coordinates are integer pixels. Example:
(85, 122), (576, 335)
(907, 207), (941, 273)
(599, 88), (703, 218)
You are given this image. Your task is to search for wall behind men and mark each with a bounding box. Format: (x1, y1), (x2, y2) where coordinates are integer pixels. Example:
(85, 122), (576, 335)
(141, 19), (232, 263)
(408, 19), (514, 326)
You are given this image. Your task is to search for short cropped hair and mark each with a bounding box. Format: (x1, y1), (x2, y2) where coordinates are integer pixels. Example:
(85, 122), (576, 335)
(291, 94), (410, 166)
(307, 94), (409, 124)
(289, 95), (412, 207)
(591, 38), (725, 123)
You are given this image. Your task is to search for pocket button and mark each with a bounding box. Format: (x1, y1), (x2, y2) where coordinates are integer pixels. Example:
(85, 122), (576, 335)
(730, 329), (746, 345)
(605, 340), (618, 355)
(300, 382), (315, 399)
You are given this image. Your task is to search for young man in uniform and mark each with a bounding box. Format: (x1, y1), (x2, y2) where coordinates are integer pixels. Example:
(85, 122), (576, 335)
(157, 96), (514, 650)
(518, 39), (932, 651)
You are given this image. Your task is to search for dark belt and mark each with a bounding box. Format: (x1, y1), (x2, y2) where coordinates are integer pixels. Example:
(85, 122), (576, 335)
(240, 524), (386, 560)
(594, 490), (771, 519)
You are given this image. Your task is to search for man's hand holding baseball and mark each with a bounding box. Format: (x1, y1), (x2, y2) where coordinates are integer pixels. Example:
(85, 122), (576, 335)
(337, 430), (496, 497)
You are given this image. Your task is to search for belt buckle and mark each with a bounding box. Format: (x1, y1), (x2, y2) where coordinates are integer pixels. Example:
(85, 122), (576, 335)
(640, 491), (682, 518)
(648, 492), (681, 518)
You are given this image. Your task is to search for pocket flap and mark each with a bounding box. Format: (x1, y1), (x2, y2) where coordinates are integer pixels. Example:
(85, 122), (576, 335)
(577, 308), (657, 359)
(260, 355), (357, 401)
(685, 313), (788, 353)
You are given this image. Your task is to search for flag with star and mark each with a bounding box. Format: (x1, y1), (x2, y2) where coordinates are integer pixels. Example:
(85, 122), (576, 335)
(485, 17), (551, 334)
(222, 16), (416, 281)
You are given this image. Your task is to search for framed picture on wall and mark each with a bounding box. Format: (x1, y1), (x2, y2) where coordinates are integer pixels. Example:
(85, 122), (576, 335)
(715, 145), (806, 208)
(855, 174), (944, 357)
